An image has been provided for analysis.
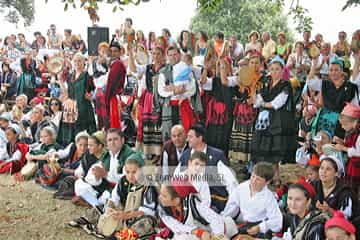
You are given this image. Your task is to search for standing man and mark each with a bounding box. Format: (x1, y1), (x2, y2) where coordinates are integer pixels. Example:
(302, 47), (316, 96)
(261, 31), (276, 63)
(157, 46), (196, 140)
(104, 41), (127, 129)
(47, 24), (62, 49)
(229, 35), (244, 66)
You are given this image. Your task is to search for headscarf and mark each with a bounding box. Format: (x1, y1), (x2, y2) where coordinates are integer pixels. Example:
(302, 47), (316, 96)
(340, 102), (360, 119)
(325, 211), (355, 234)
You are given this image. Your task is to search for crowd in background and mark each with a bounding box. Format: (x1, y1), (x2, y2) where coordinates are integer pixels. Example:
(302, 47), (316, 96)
(0, 18), (360, 240)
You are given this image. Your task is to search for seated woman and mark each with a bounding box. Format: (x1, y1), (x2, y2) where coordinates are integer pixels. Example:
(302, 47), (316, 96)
(24, 126), (61, 176)
(35, 131), (89, 188)
(53, 131), (106, 200)
(313, 156), (354, 219)
(0, 124), (29, 174)
(282, 177), (328, 240)
(325, 211), (356, 240)
(70, 152), (158, 239)
(48, 98), (62, 129)
(156, 179), (237, 240)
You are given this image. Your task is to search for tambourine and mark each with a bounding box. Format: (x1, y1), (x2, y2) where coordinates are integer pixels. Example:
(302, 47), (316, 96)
(21, 161), (38, 179)
(135, 45), (149, 65)
(97, 212), (119, 237)
(289, 77), (301, 89)
(308, 44), (320, 59)
(351, 30), (360, 52)
(238, 65), (252, 87)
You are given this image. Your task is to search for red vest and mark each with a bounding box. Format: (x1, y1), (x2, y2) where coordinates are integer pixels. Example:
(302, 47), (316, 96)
(344, 132), (360, 180)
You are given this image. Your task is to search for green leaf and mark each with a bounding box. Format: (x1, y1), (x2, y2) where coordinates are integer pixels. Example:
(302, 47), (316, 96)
(112, 5), (117, 12)
(64, 2), (68, 11)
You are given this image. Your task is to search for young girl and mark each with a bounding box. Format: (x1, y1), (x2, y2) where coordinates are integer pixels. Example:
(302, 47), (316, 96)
(334, 103), (360, 198)
(70, 152), (158, 239)
(24, 126), (61, 174)
(325, 211), (356, 240)
(282, 178), (328, 240)
(0, 124), (29, 174)
(156, 179), (237, 240)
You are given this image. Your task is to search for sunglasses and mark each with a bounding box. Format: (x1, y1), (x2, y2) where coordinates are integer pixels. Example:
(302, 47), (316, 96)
(50, 102), (59, 106)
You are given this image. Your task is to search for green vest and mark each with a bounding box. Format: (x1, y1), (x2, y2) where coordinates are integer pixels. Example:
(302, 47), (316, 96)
(100, 144), (134, 174)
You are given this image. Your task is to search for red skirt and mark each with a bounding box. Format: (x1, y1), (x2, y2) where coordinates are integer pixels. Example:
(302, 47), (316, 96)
(170, 99), (196, 133)
(233, 102), (257, 124)
(346, 157), (360, 183)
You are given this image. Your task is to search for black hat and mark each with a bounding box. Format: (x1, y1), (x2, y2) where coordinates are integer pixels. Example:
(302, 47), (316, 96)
(110, 39), (121, 50)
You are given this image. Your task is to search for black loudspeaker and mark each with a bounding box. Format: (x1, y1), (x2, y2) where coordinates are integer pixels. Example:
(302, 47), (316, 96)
(87, 27), (109, 55)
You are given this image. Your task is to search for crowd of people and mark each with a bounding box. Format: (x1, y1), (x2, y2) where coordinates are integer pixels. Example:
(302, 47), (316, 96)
(0, 17), (359, 239)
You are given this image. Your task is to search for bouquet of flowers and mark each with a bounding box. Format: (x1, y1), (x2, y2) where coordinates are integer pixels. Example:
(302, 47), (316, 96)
(115, 228), (138, 240)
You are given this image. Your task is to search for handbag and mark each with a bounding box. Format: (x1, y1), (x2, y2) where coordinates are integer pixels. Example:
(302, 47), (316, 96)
(62, 99), (78, 124)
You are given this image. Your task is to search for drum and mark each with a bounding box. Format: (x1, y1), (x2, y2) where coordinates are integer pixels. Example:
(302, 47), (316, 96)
(21, 162), (37, 179)
(97, 212), (119, 237)
(238, 65), (252, 87)
(135, 45), (149, 65)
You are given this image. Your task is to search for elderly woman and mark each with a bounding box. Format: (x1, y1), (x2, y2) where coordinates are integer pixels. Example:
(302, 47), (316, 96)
(282, 178), (329, 239)
(313, 156), (354, 220)
(57, 53), (96, 145)
(286, 41), (311, 83)
(251, 56), (297, 181)
(307, 57), (359, 139)
(332, 31), (351, 76)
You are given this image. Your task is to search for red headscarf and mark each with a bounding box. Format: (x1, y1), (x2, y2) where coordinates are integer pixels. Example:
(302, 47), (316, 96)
(171, 179), (197, 199)
(296, 176), (316, 199)
(325, 211), (356, 234)
(341, 102), (360, 119)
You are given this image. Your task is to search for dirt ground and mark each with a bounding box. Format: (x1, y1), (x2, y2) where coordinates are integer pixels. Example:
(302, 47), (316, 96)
(0, 174), (96, 240)
(0, 163), (304, 240)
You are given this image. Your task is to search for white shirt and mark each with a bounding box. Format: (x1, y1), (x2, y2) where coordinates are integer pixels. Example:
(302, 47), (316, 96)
(85, 150), (121, 186)
(174, 145), (238, 201)
(158, 61), (196, 100)
(221, 180), (283, 233)
(162, 143), (187, 176)
(159, 195), (226, 235)
(107, 151), (121, 183)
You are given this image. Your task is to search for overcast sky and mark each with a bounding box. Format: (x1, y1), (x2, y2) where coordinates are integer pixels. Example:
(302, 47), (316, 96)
(1, 0), (359, 44)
